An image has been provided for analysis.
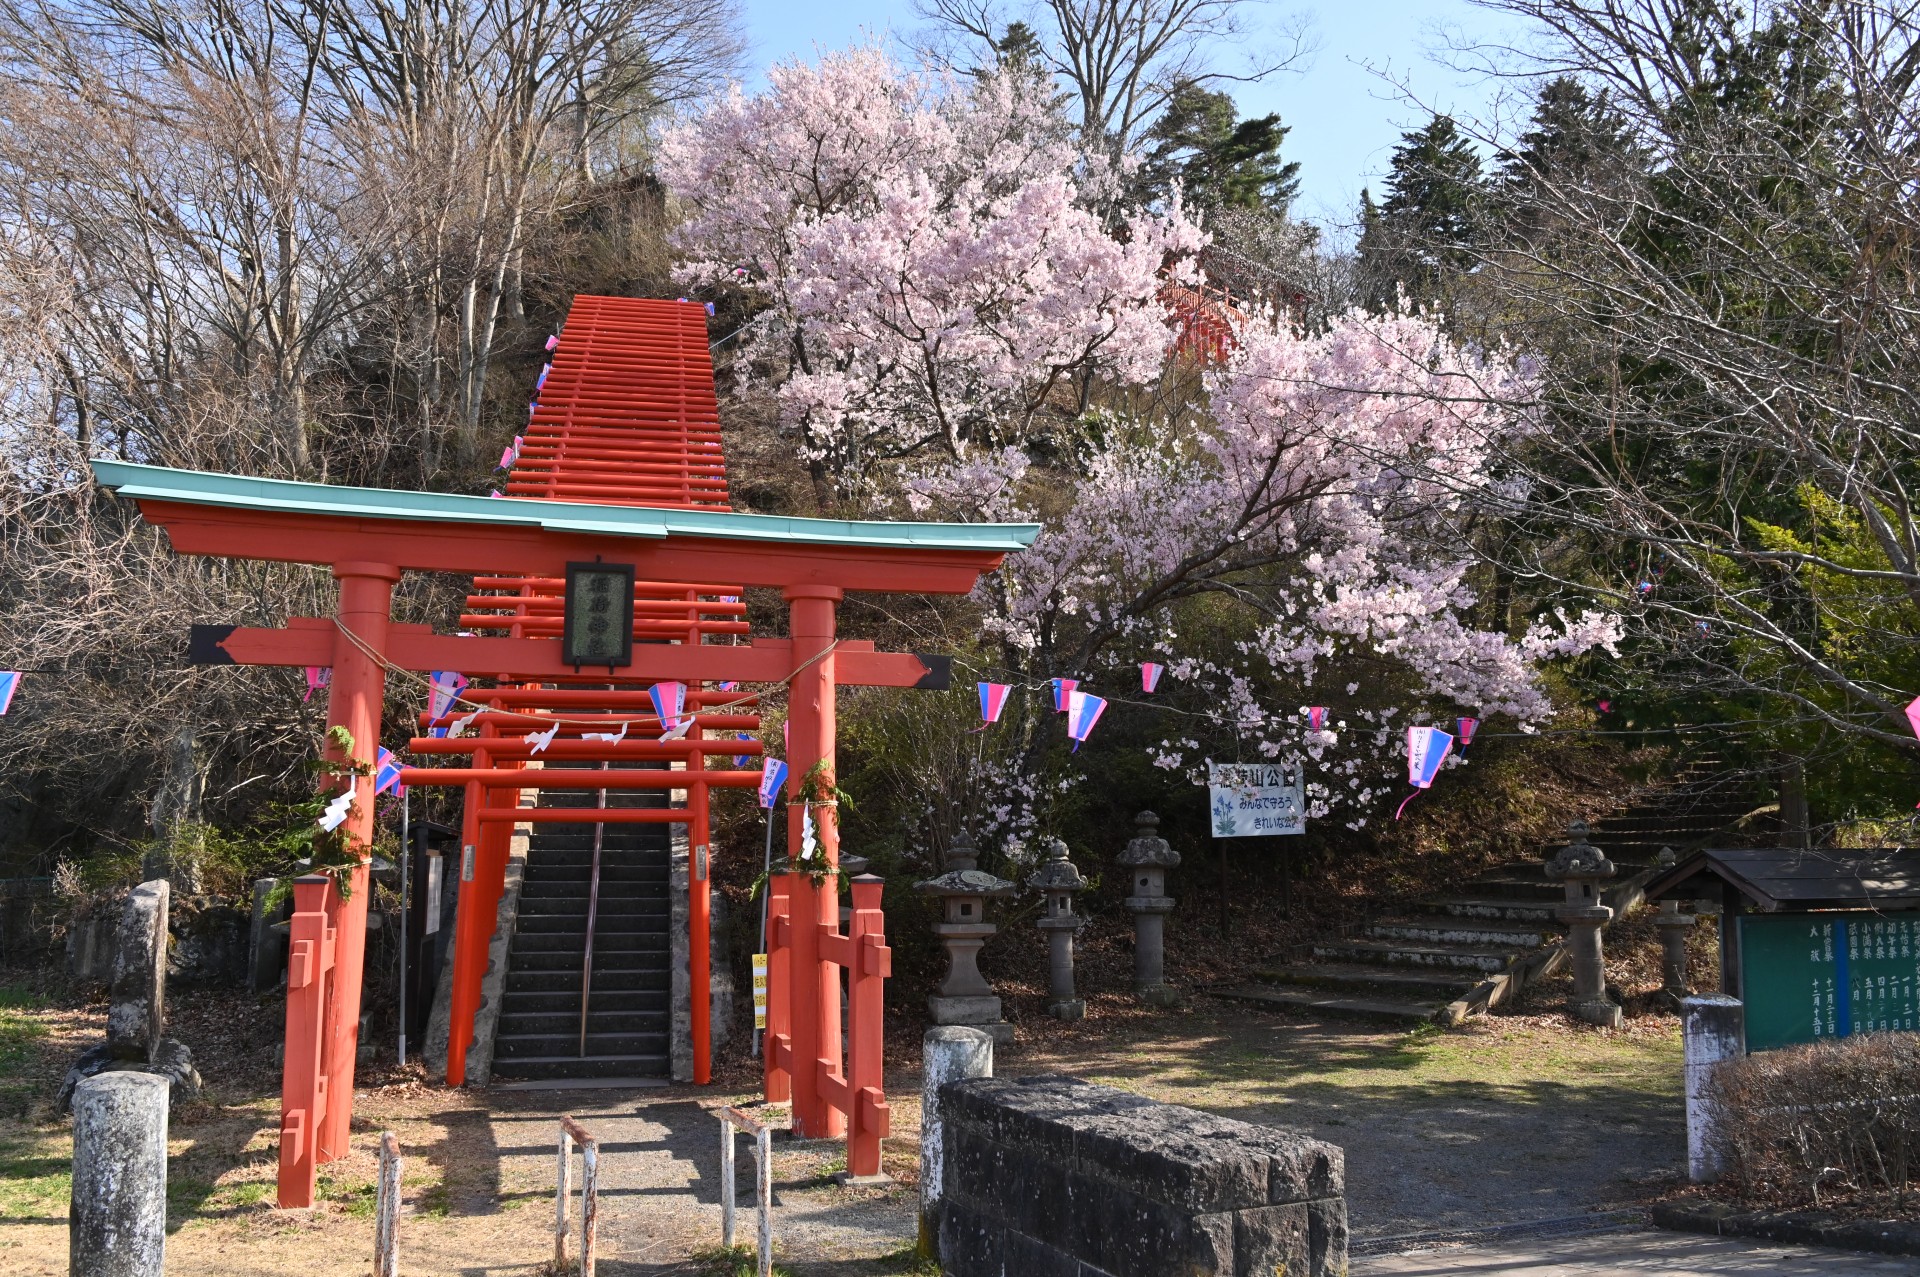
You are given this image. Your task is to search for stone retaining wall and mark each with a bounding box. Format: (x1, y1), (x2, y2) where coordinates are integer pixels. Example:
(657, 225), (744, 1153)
(940, 1073), (1347, 1277)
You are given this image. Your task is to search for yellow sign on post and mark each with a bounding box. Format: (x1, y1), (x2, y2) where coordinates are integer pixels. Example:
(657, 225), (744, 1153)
(751, 953), (768, 1029)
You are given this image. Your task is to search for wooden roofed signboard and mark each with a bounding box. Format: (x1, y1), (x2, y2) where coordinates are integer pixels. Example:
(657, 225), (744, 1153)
(1647, 847), (1920, 1051)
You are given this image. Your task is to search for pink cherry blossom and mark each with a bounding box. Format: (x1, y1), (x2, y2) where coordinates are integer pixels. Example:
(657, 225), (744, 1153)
(658, 46), (1203, 492)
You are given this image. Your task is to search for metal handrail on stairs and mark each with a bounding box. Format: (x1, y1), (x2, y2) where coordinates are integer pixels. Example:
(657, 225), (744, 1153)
(578, 763), (608, 1057)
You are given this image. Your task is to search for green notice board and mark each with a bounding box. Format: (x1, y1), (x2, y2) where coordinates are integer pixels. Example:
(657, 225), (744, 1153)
(1740, 913), (1920, 1051)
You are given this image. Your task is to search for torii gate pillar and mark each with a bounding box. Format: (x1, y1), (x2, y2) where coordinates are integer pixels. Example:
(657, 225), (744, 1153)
(782, 584), (845, 1138)
(314, 562), (397, 1162)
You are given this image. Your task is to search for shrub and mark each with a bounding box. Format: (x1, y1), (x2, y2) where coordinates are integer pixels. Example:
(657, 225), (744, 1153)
(1710, 1033), (1920, 1208)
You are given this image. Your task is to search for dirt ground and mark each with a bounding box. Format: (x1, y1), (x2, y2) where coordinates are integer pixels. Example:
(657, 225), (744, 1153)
(0, 964), (1699, 1276)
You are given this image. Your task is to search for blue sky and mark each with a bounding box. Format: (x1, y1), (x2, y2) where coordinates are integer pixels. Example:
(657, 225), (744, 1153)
(736, 1), (1524, 232)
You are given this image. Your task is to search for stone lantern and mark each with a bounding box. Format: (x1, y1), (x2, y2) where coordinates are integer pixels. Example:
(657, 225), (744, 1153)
(1654, 898), (1697, 1008)
(1118, 811), (1181, 1007)
(1544, 820), (1623, 1028)
(915, 833), (1016, 1044)
(1029, 837), (1088, 1021)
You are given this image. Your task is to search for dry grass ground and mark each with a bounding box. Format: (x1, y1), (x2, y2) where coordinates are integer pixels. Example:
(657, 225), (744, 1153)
(0, 958), (1697, 1273)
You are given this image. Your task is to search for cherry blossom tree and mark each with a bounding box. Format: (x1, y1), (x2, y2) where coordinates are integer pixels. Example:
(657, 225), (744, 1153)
(907, 307), (1623, 828)
(657, 47), (1204, 498)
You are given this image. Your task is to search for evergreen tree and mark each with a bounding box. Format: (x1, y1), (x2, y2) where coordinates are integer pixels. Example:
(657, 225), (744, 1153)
(1131, 80), (1300, 213)
(1498, 78), (1644, 200)
(1355, 113), (1486, 307)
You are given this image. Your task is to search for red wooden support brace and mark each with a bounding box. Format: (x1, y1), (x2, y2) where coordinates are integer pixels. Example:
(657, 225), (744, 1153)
(279, 875), (338, 1207)
(763, 871), (794, 1103)
(845, 875), (892, 1180)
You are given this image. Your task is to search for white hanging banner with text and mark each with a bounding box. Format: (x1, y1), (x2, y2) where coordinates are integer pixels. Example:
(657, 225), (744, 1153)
(1207, 762), (1306, 838)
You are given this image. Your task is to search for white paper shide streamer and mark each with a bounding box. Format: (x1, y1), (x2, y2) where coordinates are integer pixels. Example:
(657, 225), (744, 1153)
(317, 781), (356, 832)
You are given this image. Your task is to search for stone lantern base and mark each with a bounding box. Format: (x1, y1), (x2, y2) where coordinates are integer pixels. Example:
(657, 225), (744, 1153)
(1571, 996), (1624, 1029)
(929, 995), (1014, 1045)
(1047, 997), (1085, 1021)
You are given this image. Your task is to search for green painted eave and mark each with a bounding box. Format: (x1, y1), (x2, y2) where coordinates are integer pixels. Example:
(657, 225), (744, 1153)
(90, 461), (1040, 554)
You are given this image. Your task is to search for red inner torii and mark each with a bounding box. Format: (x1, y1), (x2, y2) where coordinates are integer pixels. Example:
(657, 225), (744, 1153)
(93, 296), (1035, 1210)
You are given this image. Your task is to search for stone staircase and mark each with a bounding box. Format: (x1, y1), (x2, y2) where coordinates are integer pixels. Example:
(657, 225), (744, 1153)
(1215, 758), (1761, 1025)
(490, 784), (675, 1081)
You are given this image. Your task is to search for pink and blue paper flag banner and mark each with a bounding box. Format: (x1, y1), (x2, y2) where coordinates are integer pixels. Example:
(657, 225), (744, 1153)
(718, 681), (739, 692)
(1306, 706), (1328, 732)
(487, 490), (503, 499)
(1396, 725), (1456, 819)
(1457, 717), (1479, 747)
(1065, 690), (1107, 751)
(1406, 725), (1454, 788)
(428, 671), (468, 722)
(374, 747), (406, 797)
(705, 302), (716, 317)
(545, 334), (559, 352)
(758, 758), (788, 809)
(1636, 581), (1654, 595)
(978, 682), (1011, 725)
(732, 733), (755, 767)
(1050, 677), (1079, 712)
(497, 446), (514, 470)
(536, 366), (549, 390)
(1141, 663), (1164, 693)
(1907, 695), (1920, 741)
(303, 666), (331, 702)
(0, 671), (17, 715)
(649, 681), (687, 731)
(1597, 699), (1611, 713)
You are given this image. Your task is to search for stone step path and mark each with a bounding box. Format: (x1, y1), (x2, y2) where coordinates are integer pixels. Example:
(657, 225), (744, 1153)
(1215, 756), (1760, 1025)
(490, 781), (676, 1082)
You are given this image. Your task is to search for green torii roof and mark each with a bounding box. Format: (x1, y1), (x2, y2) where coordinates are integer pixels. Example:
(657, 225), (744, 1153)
(90, 461), (1040, 554)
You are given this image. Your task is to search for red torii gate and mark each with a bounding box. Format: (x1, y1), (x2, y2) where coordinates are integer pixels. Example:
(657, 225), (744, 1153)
(92, 297), (1037, 1209)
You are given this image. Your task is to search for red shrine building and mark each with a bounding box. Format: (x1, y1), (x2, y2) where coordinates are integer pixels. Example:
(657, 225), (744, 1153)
(91, 296), (1037, 1207)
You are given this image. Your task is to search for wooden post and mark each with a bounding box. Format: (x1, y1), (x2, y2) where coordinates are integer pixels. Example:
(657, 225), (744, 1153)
(278, 875), (337, 1207)
(719, 1115), (736, 1247)
(553, 1119), (572, 1272)
(554, 1116), (599, 1275)
(579, 1122), (599, 1277)
(374, 1132), (401, 1277)
(755, 1126), (773, 1277)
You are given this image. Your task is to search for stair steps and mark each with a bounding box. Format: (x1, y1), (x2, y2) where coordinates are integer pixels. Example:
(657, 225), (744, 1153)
(1213, 756), (1759, 1026)
(490, 775), (675, 1082)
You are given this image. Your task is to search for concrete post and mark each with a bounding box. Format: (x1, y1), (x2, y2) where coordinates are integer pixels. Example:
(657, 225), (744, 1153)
(1544, 821), (1622, 1029)
(70, 1071), (169, 1277)
(1683, 995), (1745, 1183)
(1118, 812), (1180, 1006)
(918, 1025), (994, 1260)
(1654, 899), (1697, 1006)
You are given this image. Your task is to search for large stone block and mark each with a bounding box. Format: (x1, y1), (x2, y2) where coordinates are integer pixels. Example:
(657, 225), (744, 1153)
(1228, 1202), (1312, 1275)
(106, 881), (168, 1063)
(940, 1074), (1347, 1277)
